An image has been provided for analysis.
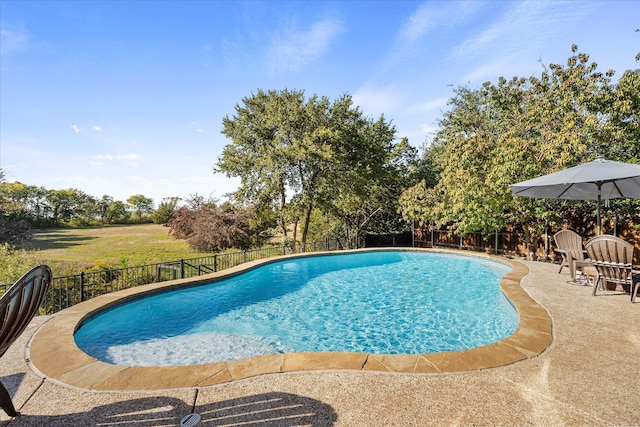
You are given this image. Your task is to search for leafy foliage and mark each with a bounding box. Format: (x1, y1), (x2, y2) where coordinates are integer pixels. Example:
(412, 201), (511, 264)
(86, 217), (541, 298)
(399, 45), (639, 258)
(0, 243), (43, 284)
(168, 196), (272, 252)
(126, 194), (155, 222)
(0, 219), (31, 245)
(217, 89), (414, 248)
(150, 197), (180, 225)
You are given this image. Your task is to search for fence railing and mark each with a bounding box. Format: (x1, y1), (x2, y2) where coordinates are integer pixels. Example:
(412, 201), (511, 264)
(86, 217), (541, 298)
(2, 238), (351, 315)
(414, 229), (530, 256)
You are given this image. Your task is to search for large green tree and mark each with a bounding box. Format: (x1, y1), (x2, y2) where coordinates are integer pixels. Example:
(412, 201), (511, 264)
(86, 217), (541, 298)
(150, 196), (181, 225)
(46, 188), (97, 225)
(400, 45), (625, 258)
(217, 89), (399, 249)
(127, 194), (155, 222)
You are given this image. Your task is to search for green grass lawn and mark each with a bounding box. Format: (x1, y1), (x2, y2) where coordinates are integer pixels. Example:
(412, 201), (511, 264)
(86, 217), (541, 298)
(21, 224), (213, 275)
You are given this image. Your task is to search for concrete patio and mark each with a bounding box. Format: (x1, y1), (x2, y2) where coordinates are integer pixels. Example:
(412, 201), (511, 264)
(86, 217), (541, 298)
(1, 259), (638, 426)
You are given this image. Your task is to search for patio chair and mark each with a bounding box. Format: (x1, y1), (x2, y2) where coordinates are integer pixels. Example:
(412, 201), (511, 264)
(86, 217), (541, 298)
(584, 235), (640, 302)
(0, 265), (51, 417)
(553, 229), (592, 282)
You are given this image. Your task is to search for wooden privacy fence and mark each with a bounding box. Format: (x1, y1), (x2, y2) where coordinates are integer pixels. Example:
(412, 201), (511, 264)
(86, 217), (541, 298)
(413, 225), (640, 264)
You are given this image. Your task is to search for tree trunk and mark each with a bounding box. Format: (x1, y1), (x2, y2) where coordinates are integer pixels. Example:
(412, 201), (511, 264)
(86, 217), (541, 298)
(301, 203), (313, 251)
(279, 190), (287, 237)
(343, 216), (351, 249)
(523, 226), (540, 261)
(292, 219), (298, 253)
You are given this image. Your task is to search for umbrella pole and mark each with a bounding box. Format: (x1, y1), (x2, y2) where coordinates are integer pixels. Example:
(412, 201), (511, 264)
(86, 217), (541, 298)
(597, 186), (601, 235)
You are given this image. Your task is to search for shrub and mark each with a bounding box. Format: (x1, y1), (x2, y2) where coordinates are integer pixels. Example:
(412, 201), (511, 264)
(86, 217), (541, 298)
(0, 243), (43, 284)
(169, 205), (253, 252)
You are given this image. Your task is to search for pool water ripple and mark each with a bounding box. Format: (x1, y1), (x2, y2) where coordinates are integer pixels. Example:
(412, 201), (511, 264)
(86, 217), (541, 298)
(74, 251), (517, 366)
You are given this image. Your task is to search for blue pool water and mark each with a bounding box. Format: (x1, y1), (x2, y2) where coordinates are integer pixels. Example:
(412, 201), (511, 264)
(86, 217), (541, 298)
(74, 251), (517, 366)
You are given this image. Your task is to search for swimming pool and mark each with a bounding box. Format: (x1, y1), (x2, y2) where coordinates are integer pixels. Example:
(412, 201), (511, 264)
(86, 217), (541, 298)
(74, 250), (517, 366)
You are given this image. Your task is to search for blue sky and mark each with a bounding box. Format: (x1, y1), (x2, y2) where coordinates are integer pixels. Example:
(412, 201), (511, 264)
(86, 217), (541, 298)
(1, 1), (639, 206)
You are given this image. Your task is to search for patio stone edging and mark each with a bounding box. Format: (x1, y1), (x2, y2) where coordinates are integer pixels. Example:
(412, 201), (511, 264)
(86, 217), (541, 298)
(27, 248), (553, 391)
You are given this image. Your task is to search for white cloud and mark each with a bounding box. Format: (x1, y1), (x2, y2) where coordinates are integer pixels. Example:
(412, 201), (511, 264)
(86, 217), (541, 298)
(352, 87), (404, 117)
(186, 121), (204, 133)
(89, 154), (112, 166)
(397, 2), (435, 42)
(397, 0), (483, 44)
(71, 124), (81, 134)
(419, 124), (437, 135)
(449, 1), (589, 61)
(459, 58), (513, 84)
(405, 97), (448, 114)
(47, 173), (240, 205)
(122, 153), (142, 167)
(0, 25), (30, 54)
(88, 153), (141, 167)
(269, 17), (345, 73)
(92, 125), (102, 132)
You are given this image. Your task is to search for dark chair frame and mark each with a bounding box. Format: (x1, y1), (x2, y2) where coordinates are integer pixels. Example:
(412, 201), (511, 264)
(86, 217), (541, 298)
(0, 265), (51, 417)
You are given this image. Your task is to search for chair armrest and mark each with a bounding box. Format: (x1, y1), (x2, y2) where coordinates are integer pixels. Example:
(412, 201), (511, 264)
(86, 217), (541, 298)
(554, 248), (586, 261)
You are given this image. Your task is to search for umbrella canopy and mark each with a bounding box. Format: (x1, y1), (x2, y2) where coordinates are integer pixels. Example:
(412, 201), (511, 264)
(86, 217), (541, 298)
(509, 157), (640, 234)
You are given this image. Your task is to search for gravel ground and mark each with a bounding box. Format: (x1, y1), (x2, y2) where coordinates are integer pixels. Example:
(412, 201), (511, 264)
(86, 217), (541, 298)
(1, 259), (638, 426)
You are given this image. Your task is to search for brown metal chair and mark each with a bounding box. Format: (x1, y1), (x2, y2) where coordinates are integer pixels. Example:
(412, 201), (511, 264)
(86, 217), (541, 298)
(0, 265), (51, 417)
(585, 235), (640, 302)
(553, 229), (592, 282)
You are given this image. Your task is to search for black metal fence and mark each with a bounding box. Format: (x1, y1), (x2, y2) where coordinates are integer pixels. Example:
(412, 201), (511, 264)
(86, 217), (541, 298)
(415, 229), (528, 256)
(2, 238), (350, 315)
(365, 232), (413, 248)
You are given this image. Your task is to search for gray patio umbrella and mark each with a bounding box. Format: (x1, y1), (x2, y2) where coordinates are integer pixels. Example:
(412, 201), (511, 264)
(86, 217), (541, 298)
(509, 157), (640, 234)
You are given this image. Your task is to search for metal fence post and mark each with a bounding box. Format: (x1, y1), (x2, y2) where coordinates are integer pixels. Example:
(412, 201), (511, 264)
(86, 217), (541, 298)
(412, 219), (415, 247)
(495, 230), (499, 255)
(180, 259), (185, 279)
(213, 254), (217, 272)
(80, 272), (85, 302)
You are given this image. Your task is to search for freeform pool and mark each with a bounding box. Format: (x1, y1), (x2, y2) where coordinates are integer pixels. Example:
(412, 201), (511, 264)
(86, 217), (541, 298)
(74, 251), (517, 367)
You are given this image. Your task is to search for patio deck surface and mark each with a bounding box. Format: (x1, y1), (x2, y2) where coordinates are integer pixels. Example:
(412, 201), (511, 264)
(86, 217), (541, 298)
(1, 258), (638, 426)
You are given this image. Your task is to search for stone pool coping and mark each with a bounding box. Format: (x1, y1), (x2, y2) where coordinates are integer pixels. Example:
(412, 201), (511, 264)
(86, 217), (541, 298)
(27, 248), (552, 391)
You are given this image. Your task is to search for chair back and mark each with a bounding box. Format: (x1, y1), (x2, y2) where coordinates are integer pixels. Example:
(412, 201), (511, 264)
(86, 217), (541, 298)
(0, 265), (51, 358)
(585, 235), (635, 287)
(554, 230), (587, 261)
